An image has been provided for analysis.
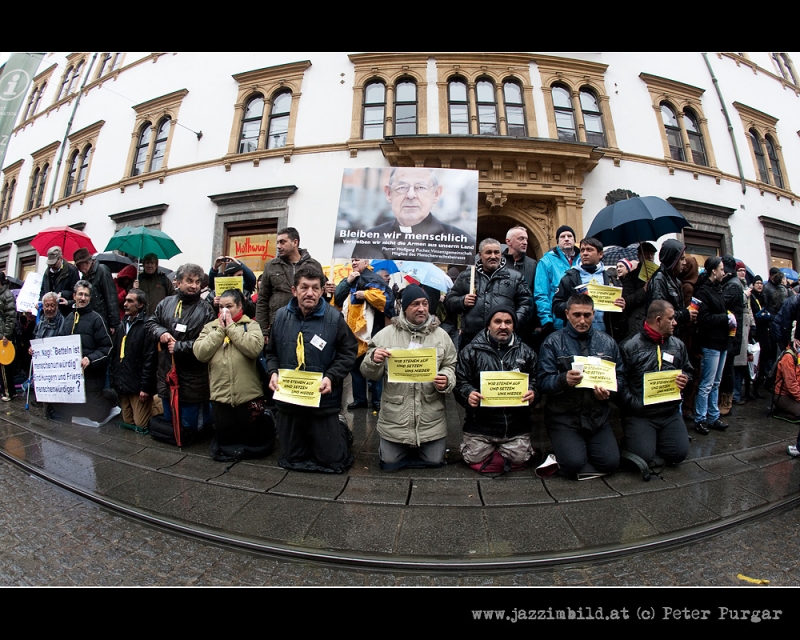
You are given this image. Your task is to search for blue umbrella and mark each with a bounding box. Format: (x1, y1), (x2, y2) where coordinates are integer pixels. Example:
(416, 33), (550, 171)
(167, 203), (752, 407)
(587, 196), (691, 247)
(402, 262), (454, 292)
(370, 259), (400, 275)
(780, 267), (799, 281)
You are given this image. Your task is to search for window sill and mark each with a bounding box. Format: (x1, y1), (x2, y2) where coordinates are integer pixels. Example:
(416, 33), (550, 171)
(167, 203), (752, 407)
(223, 146), (295, 170)
(118, 170), (168, 192)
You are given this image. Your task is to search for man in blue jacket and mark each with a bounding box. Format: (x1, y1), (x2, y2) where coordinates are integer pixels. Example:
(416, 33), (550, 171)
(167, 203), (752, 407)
(534, 225), (578, 336)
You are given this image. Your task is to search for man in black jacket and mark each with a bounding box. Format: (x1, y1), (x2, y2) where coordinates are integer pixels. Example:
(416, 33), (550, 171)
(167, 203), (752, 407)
(503, 225), (539, 344)
(111, 288), (157, 429)
(267, 265), (358, 473)
(537, 293), (623, 479)
(445, 238), (531, 350)
(40, 246), (80, 315)
(73, 248), (120, 335)
(455, 305), (538, 473)
(146, 263), (215, 433)
(619, 300), (691, 469)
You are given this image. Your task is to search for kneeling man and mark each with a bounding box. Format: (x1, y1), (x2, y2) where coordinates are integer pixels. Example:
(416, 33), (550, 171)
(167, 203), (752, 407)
(619, 300), (691, 470)
(455, 305), (538, 473)
(361, 285), (457, 470)
(538, 293), (623, 479)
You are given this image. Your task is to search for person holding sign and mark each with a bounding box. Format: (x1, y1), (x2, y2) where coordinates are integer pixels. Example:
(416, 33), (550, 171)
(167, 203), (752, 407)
(454, 305), (538, 474)
(194, 289), (274, 462)
(537, 293), (623, 480)
(361, 285), (456, 470)
(619, 301), (691, 473)
(620, 242), (657, 339)
(266, 265), (358, 473)
(552, 236), (625, 341)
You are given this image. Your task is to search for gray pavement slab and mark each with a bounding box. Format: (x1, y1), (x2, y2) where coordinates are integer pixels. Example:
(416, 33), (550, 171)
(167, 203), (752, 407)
(225, 494), (324, 544)
(207, 462), (286, 492)
(396, 506), (489, 557)
(478, 476), (555, 505)
(683, 477), (768, 517)
(159, 482), (256, 529)
(483, 505), (581, 554)
(559, 497), (660, 546)
(408, 478), (482, 506)
(337, 476), (410, 505)
(303, 503), (403, 553)
(269, 471), (348, 500)
(626, 486), (721, 532)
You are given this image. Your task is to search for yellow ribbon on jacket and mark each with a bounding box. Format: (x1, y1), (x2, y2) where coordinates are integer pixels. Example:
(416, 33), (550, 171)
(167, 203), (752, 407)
(296, 332), (305, 370)
(71, 312), (80, 335)
(120, 335), (126, 360)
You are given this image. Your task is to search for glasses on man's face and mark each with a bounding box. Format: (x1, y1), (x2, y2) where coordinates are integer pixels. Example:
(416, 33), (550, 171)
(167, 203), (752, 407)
(391, 183), (431, 196)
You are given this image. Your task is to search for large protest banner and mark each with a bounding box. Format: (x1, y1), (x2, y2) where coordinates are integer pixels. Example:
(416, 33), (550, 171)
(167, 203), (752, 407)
(332, 167), (478, 265)
(30, 335), (85, 403)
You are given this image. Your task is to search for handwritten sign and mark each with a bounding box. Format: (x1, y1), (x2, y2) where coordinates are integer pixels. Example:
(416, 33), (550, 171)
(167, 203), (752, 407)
(273, 369), (322, 407)
(386, 348), (436, 383)
(643, 369), (682, 405)
(215, 276), (244, 296)
(16, 272), (43, 315)
(574, 356), (618, 392)
(30, 335), (85, 403)
(480, 371), (528, 407)
(639, 261), (658, 282)
(586, 281), (623, 312)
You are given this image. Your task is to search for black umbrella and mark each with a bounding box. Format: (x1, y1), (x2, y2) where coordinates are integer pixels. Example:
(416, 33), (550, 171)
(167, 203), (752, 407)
(6, 277), (23, 290)
(587, 196), (691, 247)
(94, 251), (134, 273)
(602, 244), (639, 265)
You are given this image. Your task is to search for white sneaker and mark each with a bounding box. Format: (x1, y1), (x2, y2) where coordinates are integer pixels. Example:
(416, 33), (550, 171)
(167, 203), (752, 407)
(788, 445), (800, 458)
(535, 454), (559, 478)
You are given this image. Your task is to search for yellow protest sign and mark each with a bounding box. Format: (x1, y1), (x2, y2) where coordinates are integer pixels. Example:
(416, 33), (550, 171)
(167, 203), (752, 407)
(273, 369), (323, 407)
(643, 369), (682, 405)
(574, 356), (618, 392)
(386, 348), (437, 383)
(215, 276), (244, 296)
(479, 371), (529, 407)
(586, 281), (623, 312)
(638, 261), (658, 282)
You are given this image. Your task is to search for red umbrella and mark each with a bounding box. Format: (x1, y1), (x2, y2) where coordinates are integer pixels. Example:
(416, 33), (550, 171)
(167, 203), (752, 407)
(166, 355), (182, 447)
(31, 226), (97, 260)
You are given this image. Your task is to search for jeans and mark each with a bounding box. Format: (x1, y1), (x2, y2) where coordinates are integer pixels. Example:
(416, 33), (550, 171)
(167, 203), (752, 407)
(351, 355), (382, 405)
(161, 398), (212, 431)
(695, 347), (727, 423)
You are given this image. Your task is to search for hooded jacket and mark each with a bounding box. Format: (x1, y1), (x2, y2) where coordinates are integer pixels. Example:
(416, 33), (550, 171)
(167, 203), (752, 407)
(454, 328), (537, 439)
(533, 245), (576, 329)
(646, 239), (689, 340)
(361, 314), (456, 446)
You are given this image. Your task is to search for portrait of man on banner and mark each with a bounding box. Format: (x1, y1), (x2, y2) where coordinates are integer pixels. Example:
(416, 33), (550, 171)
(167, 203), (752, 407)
(333, 167), (478, 265)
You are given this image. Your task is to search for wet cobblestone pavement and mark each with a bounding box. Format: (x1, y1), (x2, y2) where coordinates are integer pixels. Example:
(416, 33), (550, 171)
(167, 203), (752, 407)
(1, 457), (798, 586)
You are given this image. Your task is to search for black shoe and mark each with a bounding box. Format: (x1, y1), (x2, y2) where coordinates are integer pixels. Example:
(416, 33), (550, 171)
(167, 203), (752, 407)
(347, 401), (368, 410)
(371, 402), (381, 412)
(694, 421), (710, 435)
(708, 419), (729, 431)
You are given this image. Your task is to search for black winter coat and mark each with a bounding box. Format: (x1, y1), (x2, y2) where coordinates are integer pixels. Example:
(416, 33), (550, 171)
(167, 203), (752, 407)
(693, 275), (729, 352)
(721, 273), (744, 354)
(454, 330), (537, 439)
(59, 308), (112, 392)
(40, 261), (80, 308)
(538, 324), (624, 433)
(619, 327), (692, 416)
(82, 261), (120, 331)
(146, 292), (215, 403)
(111, 311), (158, 396)
(552, 267), (624, 340)
(265, 297), (358, 413)
(646, 269), (690, 340)
(445, 259), (532, 343)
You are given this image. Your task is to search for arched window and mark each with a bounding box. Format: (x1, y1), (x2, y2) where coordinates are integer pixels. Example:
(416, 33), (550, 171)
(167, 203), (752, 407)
(552, 85), (576, 142)
(683, 109), (707, 166)
(661, 103), (684, 161)
(64, 150), (80, 196)
(749, 129), (769, 183)
(476, 79), (498, 135)
(362, 82), (386, 140)
(765, 135), (784, 189)
(580, 88), (606, 147)
(57, 66), (73, 101)
(0, 180), (15, 221)
(66, 60), (84, 96)
(150, 117), (171, 171)
(132, 122), (152, 176)
(76, 145), (91, 193)
(238, 95), (264, 153)
(448, 78), (470, 134)
(503, 81), (526, 137)
(36, 163), (48, 208)
(394, 80), (417, 135)
(27, 168), (41, 210)
(267, 91), (291, 149)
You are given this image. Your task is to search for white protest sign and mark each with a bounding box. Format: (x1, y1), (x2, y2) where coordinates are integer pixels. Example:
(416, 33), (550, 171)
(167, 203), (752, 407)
(30, 334), (85, 403)
(16, 272), (43, 315)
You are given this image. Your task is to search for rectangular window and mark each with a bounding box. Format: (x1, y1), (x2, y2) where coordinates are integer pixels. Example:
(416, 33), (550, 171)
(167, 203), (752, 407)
(770, 245), (795, 271)
(683, 229), (721, 268)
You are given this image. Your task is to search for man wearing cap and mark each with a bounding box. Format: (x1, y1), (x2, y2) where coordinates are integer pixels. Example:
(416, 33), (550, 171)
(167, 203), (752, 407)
(133, 253), (174, 316)
(620, 241), (657, 339)
(619, 300), (691, 472)
(72, 248), (120, 334)
(454, 305), (538, 473)
(361, 284), (457, 470)
(645, 239), (697, 342)
(40, 246), (80, 314)
(534, 225), (579, 336)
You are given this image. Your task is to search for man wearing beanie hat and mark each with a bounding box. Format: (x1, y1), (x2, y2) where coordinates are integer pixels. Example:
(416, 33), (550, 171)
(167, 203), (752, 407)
(454, 305), (538, 473)
(533, 225), (578, 336)
(361, 284), (457, 470)
(645, 239), (697, 342)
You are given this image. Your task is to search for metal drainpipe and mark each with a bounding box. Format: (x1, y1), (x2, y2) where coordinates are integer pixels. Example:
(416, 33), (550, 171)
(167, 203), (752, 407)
(702, 52), (747, 194)
(47, 52), (99, 208)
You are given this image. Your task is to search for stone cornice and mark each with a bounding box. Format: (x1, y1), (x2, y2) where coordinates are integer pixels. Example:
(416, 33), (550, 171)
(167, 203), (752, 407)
(733, 101), (779, 128)
(132, 89), (189, 116)
(232, 60), (311, 86)
(639, 73), (705, 100)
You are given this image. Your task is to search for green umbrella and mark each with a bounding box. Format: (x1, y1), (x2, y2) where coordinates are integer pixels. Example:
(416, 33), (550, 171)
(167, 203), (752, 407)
(104, 226), (182, 261)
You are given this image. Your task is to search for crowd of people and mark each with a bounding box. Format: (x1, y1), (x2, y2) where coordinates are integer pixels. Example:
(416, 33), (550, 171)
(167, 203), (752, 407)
(10, 219), (800, 477)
